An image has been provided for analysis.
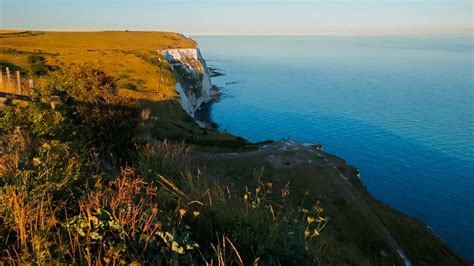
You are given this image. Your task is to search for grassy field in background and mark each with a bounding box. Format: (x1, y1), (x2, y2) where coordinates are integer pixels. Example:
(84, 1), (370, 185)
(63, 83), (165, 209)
(0, 31), (196, 52)
(0, 31), (248, 148)
(0, 30), (27, 34)
(0, 31), (195, 97)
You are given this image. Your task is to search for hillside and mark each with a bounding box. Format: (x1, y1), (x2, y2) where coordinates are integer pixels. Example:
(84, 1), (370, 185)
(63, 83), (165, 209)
(197, 141), (468, 265)
(0, 31), (469, 265)
(0, 30), (246, 147)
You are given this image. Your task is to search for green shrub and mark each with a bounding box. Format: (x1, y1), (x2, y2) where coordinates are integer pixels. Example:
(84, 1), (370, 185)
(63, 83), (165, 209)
(27, 55), (49, 76)
(2, 64), (141, 159)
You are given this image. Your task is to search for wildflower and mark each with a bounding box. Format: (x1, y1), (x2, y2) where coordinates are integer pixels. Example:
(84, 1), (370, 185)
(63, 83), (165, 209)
(33, 157), (41, 166)
(179, 208), (187, 218)
(311, 229), (320, 238)
(304, 230), (311, 238)
(42, 142), (51, 149)
(193, 211), (200, 217)
(307, 216), (316, 224)
(243, 194), (248, 201)
(90, 232), (102, 240)
(301, 208), (309, 214)
(172, 241), (184, 254)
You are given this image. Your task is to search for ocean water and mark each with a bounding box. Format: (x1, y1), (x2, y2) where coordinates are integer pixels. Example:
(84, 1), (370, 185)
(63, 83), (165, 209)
(193, 35), (474, 260)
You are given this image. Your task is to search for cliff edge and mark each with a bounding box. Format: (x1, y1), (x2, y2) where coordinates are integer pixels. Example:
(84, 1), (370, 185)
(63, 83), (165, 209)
(196, 140), (469, 265)
(161, 48), (217, 127)
(158, 37), (468, 265)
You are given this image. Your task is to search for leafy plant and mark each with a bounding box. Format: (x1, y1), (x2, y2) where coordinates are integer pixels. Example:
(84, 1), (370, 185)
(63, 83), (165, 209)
(27, 55), (49, 76)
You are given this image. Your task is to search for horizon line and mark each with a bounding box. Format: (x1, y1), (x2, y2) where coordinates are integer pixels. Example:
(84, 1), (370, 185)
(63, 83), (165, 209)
(2, 28), (473, 36)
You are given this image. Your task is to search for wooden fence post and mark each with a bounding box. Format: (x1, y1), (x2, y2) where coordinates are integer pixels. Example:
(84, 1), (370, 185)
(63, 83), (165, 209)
(6, 67), (11, 89)
(28, 79), (34, 96)
(0, 67), (3, 85)
(16, 71), (22, 95)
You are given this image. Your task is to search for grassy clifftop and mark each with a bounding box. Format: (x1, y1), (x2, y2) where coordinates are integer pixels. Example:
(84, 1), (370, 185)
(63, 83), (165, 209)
(0, 31), (247, 148)
(0, 31), (197, 52)
(0, 31), (195, 97)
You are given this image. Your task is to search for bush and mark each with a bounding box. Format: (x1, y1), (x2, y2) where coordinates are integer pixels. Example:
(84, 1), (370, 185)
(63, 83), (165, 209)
(27, 55), (49, 76)
(1, 64), (140, 160)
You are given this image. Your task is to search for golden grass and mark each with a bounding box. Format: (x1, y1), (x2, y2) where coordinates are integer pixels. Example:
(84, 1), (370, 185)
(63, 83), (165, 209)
(0, 31), (190, 132)
(0, 82), (16, 94)
(48, 50), (178, 98)
(0, 54), (29, 63)
(0, 31), (196, 53)
(0, 31), (193, 101)
(0, 30), (27, 35)
(0, 31), (247, 147)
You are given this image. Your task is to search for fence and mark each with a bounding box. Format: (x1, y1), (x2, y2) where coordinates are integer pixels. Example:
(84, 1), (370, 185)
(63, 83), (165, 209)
(0, 66), (35, 97)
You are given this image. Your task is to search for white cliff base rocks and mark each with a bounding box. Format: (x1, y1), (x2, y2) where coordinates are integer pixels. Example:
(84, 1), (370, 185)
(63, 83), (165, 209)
(161, 48), (217, 127)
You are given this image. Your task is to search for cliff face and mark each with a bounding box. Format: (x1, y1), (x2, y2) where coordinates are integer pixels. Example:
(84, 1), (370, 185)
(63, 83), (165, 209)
(161, 39), (468, 265)
(161, 48), (217, 127)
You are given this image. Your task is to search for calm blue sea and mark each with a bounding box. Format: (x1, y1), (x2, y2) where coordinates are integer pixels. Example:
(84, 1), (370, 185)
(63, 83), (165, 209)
(194, 35), (474, 260)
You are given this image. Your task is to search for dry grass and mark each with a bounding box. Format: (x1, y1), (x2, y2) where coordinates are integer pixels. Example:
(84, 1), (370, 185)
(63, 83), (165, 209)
(0, 31), (196, 53)
(0, 31), (249, 148)
(0, 125), (332, 264)
(0, 31), (185, 101)
(0, 83), (16, 94)
(0, 30), (27, 35)
(0, 129), (31, 177)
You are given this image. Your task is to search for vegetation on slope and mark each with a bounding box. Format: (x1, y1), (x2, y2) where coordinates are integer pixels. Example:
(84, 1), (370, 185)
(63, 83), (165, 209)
(0, 64), (329, 264)
(0, 31), (248, 148)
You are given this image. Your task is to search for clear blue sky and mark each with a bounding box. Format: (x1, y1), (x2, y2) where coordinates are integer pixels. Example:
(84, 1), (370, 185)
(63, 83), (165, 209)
(1, 0), (472, 34)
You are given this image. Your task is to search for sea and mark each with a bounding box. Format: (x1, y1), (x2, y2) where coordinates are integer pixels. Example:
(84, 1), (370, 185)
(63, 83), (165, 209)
(193, 35), (474, 261)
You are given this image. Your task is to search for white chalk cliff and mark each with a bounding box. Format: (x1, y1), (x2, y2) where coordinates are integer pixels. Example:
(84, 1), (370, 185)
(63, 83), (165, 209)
(161, 48), (217, 127)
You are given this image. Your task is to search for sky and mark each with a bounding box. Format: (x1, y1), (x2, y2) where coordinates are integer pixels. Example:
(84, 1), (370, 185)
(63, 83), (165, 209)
(1, 0), (473, 35)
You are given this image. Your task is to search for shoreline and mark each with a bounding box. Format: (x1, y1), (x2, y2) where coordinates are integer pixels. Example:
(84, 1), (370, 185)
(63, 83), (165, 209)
(196, 139), (470, 265)
(193, 66), (223, 128)
(194, 94), (218, 129)
(195, 55), (470, 264)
